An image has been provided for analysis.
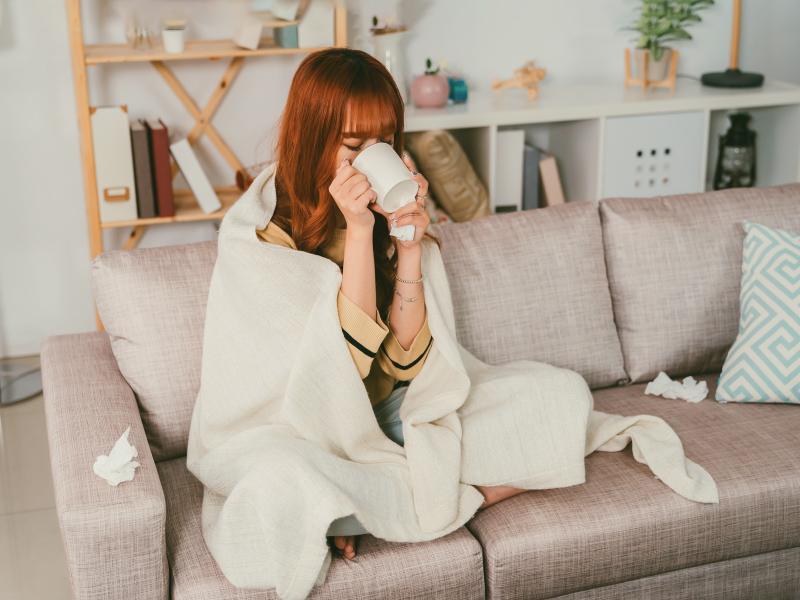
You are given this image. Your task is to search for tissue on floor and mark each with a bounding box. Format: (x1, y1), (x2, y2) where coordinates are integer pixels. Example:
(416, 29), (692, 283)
(645, 371), (708, 403)
(93, 425), (141, 486)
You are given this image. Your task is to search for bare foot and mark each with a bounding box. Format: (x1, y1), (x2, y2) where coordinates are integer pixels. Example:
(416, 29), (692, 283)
(327, 534), (359, 560)
(475, 485), (527, 510)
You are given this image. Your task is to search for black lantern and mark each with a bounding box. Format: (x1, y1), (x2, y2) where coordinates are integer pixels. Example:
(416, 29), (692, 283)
(713, 112), (756, 190)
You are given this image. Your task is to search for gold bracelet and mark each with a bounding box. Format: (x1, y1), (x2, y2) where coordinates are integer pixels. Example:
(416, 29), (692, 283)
(395, 274), (423, 284)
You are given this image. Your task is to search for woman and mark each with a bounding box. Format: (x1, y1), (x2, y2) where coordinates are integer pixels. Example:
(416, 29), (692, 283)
(256, 47), (527, 561)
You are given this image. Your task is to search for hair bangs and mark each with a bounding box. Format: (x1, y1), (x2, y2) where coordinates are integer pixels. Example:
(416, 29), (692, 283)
(342, 81), (399, 139)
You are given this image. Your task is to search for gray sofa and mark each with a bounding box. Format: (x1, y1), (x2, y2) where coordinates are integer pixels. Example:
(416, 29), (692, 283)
(41, 184), (800, 599)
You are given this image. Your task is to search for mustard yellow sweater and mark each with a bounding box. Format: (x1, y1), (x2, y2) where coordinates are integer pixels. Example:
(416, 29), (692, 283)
(256, 221), (433, 407)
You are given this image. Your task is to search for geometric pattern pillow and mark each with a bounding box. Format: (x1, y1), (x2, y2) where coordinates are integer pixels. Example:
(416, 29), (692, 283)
(716, 221), (800, 403)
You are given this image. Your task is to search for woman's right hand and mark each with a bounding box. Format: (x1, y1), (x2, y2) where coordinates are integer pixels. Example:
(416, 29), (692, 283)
(328, 158), (377, 233)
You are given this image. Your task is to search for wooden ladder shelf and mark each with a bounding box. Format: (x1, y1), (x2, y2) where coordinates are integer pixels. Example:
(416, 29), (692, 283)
(64, 0), (347, 330)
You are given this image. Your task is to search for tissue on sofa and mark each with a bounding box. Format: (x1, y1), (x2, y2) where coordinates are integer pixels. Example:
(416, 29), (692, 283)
(92, 425), (141, 486)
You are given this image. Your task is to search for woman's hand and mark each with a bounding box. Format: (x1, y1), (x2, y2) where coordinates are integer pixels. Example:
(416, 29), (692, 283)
(371, 153), (431, 252)
(328, 158), (377, 234)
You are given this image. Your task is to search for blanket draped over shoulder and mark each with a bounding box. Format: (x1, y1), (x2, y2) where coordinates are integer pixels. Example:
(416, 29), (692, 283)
(186, 162), (719, 600)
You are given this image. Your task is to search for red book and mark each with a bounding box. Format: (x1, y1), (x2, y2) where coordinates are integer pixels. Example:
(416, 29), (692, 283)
(144, 119), (175, 217)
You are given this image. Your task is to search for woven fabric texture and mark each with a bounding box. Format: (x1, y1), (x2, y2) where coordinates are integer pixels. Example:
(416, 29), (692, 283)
(466, 373), (800, 600)
(157, 457), (485, 600)
(600, 184), (800, 383)
(431, 201), (627, 390)
(90, 240), (217, 461)
(406, 129), (491, 222)
(40, 331), (168, 600)
(551, 547), (800, 600)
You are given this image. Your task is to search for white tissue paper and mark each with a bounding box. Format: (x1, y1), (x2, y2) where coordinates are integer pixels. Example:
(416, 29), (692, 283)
(92, 426), (141, 486)
(390, 224), (415, 241)
(645, 371), (708, 403)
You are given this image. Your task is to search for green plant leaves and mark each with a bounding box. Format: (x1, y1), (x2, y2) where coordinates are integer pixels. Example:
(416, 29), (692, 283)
(628, 0), (713, 55)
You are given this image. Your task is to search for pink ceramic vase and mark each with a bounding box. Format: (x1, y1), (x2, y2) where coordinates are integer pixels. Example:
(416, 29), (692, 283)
(411, 73), (449, 108)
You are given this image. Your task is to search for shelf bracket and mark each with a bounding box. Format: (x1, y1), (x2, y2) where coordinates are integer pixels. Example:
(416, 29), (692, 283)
(151, 57), (247, 178)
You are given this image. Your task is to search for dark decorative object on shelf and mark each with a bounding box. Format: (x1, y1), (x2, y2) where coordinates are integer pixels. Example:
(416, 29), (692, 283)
(702, 0), (763, 88)
(713, 112), (756, 190)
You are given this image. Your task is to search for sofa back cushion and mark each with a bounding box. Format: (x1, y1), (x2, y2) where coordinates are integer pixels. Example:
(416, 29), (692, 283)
(600, 184), (800, 384)
(430, 202), (628, 390)
(91, 240), (217, 461)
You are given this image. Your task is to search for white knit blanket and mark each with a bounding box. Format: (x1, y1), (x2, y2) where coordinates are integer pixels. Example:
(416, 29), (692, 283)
(186, 162), (719, 600)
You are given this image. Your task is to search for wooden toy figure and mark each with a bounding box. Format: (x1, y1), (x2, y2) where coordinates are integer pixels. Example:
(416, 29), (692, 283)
(491, 60), (547, 100)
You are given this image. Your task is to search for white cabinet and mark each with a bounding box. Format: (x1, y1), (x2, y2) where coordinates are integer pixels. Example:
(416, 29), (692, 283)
(404, 80), (800, 209)
(601, 111), (706, 198)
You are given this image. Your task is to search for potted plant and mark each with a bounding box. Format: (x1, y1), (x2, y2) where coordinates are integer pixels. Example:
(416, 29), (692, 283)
(627, 0), (714, 81)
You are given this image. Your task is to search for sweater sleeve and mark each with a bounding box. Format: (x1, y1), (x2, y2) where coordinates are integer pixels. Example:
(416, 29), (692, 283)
(377, 314), (434, 381)
(337, 290), (390, 379)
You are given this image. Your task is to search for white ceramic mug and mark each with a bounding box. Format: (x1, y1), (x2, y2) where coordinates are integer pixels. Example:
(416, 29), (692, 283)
(352, 142), (419, 213)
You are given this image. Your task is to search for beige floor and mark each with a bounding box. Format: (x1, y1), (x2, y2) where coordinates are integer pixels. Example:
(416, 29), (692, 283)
(1, 382), (72, 598)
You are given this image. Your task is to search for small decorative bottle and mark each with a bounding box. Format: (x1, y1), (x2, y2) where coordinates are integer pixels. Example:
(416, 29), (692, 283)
(370, 16), (409, 103)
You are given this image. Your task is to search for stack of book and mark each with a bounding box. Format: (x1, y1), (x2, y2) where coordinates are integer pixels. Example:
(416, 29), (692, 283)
(130, 118), (174, 219)
(495, 129), (565, 213)
(90, 105), (221, 223)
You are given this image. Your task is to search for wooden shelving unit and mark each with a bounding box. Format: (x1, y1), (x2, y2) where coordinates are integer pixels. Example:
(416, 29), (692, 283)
(65, 0), (347, 329)
(84, 37), (330, 64)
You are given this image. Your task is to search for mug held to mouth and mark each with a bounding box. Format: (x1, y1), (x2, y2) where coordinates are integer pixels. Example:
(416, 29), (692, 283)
(352, 142), (420, 213)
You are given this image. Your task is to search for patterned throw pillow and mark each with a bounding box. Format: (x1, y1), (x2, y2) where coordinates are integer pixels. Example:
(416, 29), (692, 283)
(716, 221), (800, 403)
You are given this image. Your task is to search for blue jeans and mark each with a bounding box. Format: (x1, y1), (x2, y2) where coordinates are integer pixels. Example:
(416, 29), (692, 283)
(326, 384), (408, 537)
(371, 382), (407, 447)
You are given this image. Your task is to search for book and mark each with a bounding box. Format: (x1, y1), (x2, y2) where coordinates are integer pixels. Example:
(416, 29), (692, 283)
(539, 151), (566, 206)
(522, 144), (540, 210)
(494, 129), (525, 213)
(130, 121), (157, 218)
(90, 106), (138, 223)
(144, 119), (175, 217)
(169, 139), (221, 214)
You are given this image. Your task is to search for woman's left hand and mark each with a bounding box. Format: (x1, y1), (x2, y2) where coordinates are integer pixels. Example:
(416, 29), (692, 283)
(370, 153), (431, 251)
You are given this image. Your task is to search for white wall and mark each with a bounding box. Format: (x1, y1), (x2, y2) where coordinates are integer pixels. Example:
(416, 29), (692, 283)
(1, 0), (799, 357)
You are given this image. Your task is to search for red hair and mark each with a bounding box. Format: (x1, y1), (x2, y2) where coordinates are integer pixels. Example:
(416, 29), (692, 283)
(273, 47), (439, 318)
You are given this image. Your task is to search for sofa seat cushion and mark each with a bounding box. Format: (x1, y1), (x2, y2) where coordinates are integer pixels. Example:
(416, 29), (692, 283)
(430, 202), (627, 390)
(465, 373), (800, 600)
(600, 184), (800, 384)
(156, 457), (486, 599)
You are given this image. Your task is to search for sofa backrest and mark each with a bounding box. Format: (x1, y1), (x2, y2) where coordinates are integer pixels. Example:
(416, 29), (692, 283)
(92, 183), (800, 461)
(92, 201), (629, 460)
(430, 201), (628, 390)
(91, 240), (217, 461)
(600, 183), (800, 384)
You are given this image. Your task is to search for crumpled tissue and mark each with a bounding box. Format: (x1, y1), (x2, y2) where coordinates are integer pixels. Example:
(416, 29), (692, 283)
(645, 371), (708, 403)
(390, 224), (415, 241)
(92, 426), (141, 486)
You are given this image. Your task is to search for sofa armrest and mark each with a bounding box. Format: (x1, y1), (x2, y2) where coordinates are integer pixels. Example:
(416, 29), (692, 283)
(40, 331), (168, 600)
